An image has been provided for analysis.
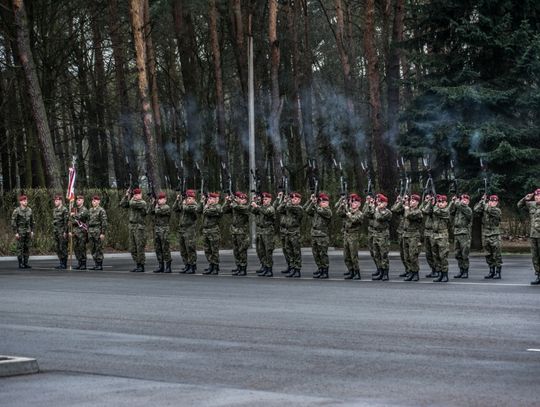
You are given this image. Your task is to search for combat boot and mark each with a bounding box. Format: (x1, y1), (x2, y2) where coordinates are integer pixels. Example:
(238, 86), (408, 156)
(286, 268), (301, 278)
(484, 266), (495, 279)
(231, 266), (239, 275)
(453, 268), (464, 279)
(461, 268), (468, 279)
(153, 262), (164, 273)
(55, 258), (66, 269)
(262, 266), (273, 277)
(344, 269), (354, 280)
(381, 269), (389, 281)
(425, 269), (438, 278)
(93, 261), (103, 271)
(23, 257), (31, 268)
(399, 270), (409, 278)
(257, 265), (265, 275)
(405, 271), (418, 281)
(237, 266), (247, 276)
(439, 272), (449, 282)
(493, 266), (502, 280)
(17, 256), (23, 269)
(372, 269), (382, 279)
(281, 265), (291, 274)
(531, 274), (540, 285)
(133, 264), (144, 272)
(179, 264), (189, 274)
(319, 268), (329, 279)
(352, 270), (361, 280)
(212, 264), (220, 275)
(164, 261), (172, 273)
(433, 270), (444, 282)
(73, 260), (82, 270)
(187, 264), (197, 274)
(202, 264), (214, 275)
(313, 268), (322, 278)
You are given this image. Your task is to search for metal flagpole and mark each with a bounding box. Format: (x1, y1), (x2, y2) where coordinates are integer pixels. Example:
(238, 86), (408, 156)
(66, 156), (76, 271)
(248, 14), (256, 249)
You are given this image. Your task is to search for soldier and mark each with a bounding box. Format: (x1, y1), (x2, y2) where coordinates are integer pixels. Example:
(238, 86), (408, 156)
(517, 189), (540, 285)
(173, 189), (201, 274)
(52, 195), (69, 269)
(120, 188), (147, 272)
(276, 193), (292, 275)
(421, 194), (438, 278)
(148, 192), (172, 274)
(305, 193), (333, 279)
(370, 194), (393, 280)
(87, 195), (107, 270)
(391, 195), (407, 278)
(363, 195), (377, 274)
(11, 195), (34, 269)
(431, 194), (451, 282)
(449, 194), (473, 279)
(277, 191), (304, 278)
(402, 194), (423, 281)
(70, 195), (89, 270)
(223, 191), (250, 276)
(201, 192), (223, 275)
(336, 193), (364, 280)
(474, 194), (503, 279)
(251, 192), (276, 277)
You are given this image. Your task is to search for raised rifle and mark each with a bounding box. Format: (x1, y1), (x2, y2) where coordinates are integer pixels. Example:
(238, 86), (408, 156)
(278, 158), (289, 199)
(479, 157), (489, 196)
(251, 168), (262, 203)
(195, 162), (207, 199)
(174, 160), (187, 199)
(220, 162), (233, 197)
(124, 155), (136, 195)
(421, 155), (436, 200)
(146, 171), (157, 200)
(449, 159), (459, 196)
(361, 160), (373, 197)
(307, 159), (319, 199)
(332, 158), (348, 209)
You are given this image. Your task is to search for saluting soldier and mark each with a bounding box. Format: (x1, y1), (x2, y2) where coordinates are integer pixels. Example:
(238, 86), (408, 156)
(52, 195), (69, 269)
(305, 193), (333, 279)
(71, 195), (89, 270)
(517, 189), (540, 285)
(223, 191), (251, 276)
(449, 194), (473, 279)
(474, 194), (503, 279)
(173, 189), (201, 274)
(87, 195), (107, 270)
(148, 192), (172, 274)
(11, 195), (34, 269)
(120, 188), (147, 272)
(202, 192), (223, 275)
(336, 193), (364, 280)
(251, 192), (276, 277)
(369, 194), (393, 280)
(431, 194), (451, 282)
(402, 194), (423, 281)
(421, 194), (438, 278)
(277, 191), (304, 278)
(391, 195), (407, 277)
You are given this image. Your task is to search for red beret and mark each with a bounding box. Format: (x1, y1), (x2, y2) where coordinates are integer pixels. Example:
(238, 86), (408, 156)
(489, 195), (499, 201)
(410, 194), (421, 201)
(262, 192), (272, 199)
(290, 192), (301, 199)
(54, 194), (62, 200)
(209, 192), (220, 198)
(76, 195), (85, 200)
(318, 193), (329, 201)
(535, 189), (540, 196)
(437, 194), (447, 202)
(157, 192), (166, 199)
(186, 189), (196, 198)
(235, 191), (247, 199)
(349, 193), (361, 202)
(461, 194), (470, 200)
(92, 195), (101, 201)
(377, 193), (388, 203)
(133, 188), (142, 194)
(19, 195), (27, 201)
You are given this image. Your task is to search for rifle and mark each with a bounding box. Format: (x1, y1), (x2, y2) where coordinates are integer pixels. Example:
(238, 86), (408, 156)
(250, 168), (262, 203)
(332, 158), (348, 209)
(220, 162), (233, 196)
(307, 159), (319, 199)
(278, 158), (289, 198)
(449, 159), (458, 196)
(361, 160), (373, 197)
(174, 160), (187, 199)
(195, 162), (207, 199)
(146, 171), (156, 200)
(479, 157), (489, 196)
(124, 155), (136, 195)
(421, 155), (436, 200)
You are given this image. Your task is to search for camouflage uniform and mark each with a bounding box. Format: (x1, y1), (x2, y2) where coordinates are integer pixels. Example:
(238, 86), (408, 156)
(148, 201), (171, 270)
(120, 195), (147, 270)
(305, 200), (332, 274)
(172, 198), (201, 272)
(276, 200), (304, 275)
(202, 202), (223, 272)
(518, 196), (540, 284)
(52, 204), (69, 268)
(366, 205), (392, 273)
(421, 200), (437, 277)
(223, 199), (250, 274)
(474, 199), (503, 278)
(72, 204), (89, 267)
(87, 204), (107, 267)
(391, 200), (406, 275)
(449, 200), (473, 277)
(275, 199), (291, 272)
(11, 205), (34, 268)
(251, 202), (276, 270)
(402, 205), (423, 280)
(337, 203), (363, 278)
(363, 200), (376, 263)
(432, 203), (450, 281)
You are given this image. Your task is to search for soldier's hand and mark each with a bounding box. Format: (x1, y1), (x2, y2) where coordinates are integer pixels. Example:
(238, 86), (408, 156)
(63, 232), (67, 239)
(69, 232), (73, 237)
(30, 232), (34, 238)
(277, 191), (283, 198)
(482, 194), (487, 201)
(526, 193), (533, 200)
(99, 234), (105, 241)
(15, 233), (20, 240)
(251, 202), (257, 208)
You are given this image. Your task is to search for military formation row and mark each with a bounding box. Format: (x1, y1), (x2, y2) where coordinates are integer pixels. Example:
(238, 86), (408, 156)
(10, 187), (540, 285)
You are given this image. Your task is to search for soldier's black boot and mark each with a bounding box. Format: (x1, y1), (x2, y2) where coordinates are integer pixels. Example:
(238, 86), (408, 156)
(179, 264), (188, 274)
(257, 265), (265, 275)
(188, 264), (197, 274)
(17, 257), (23, 269)
(237, 266), (247, 276)
(164, 261), (172, 273)
(405, 271), (417, 281)
(55, 258), (66, 269)
(262, 266), (273, 277)
(352, 269), (361, 280)
(484, 266), (495, 279)
(286, 268), (301, 278)
(203, 264), (213, 275)
(211, 264), (220, 275)
(381, 268), (389, 281)
(22, 257), (31, 268)
(281, 264), (291, 274)
(372, 269), (382, 279)
(94, 261), (103, 271)
(461, 268), (468, 279)
(493, 266), (502, 280)
(425, 268), (438, 278)
(135, 264), (145, 272)
(319, 268), (329, 279)
(440, 272), (449, 282)
(313, 268), (322, 278)
(231, 266), (239, 275)
(454, 268), (464, 278)
(153, 262), (164, 273)
(531, 274), (540, 285)
(344, 269), (354, 280)
(399, 269), (409, 278)
(433, 270), (444, 282)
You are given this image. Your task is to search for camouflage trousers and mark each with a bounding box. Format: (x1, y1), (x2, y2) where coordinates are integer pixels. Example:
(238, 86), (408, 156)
(403, 234), (421, 273)
(343, 232), (359, 272)
(454, 233), (471, 270)
(128, 224), (146, 265)
(73, 229), (87, 262)
(373, 233), (390, 270)
(311, 235), (329, 269)
(232, 232), (250, 267)
(280, 232), (290, 266)
(432, 234), (449, 273)
(154, 227), (171, 263)
(423, 232), (436, 271)
(179, 230), (197, 265)
(283, 232), (302, 269)
(531, 237), (540, 275)
(256, 232), (274, 267)
(482, 234), (502, 267)
(398, 233), (405, 266)
(16, 232), (31, 260)
(88, 229), (104, 262)
(54, 230), (68, 261)
(367, 230), (375, 259)
(203, 229), (221, 264)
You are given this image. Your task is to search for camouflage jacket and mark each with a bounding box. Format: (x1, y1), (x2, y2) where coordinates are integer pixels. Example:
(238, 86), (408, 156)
(363, 201), (375, 233)
(72, 205), (89, 232)
(276, 201), (304, 234)
(432, 206), (450, 237)
(120, 196), (147, 225)
(368, 206), (392, 236)
(474, 201), (501, 236)
(88, 206), (108, 234)
(52, 205), (69, 234)
(172, 200), (201, 230)
(402, 207), (423, 238)
(391, 201), (405, 235)
(517, 198), (540, 238)
(202, 204), (223, 232)
(337, 205), (363, 234)
(421, 200), (434, 231)
(148, 203), (171, 229)
(251, 204), (275, 233)
(11, 206), (34, 234)
(223, 200), (250, 234)
(304, 201), (332, 238)
(449, 201), (473, 236)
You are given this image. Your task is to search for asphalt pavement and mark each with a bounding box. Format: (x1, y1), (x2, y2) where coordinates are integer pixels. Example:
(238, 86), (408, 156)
(1, 250), (539, 406)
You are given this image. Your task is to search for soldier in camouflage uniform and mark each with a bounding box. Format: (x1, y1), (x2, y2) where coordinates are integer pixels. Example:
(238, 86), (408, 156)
(173, 189), (201, 274)
(202, 192), (223, 275)
(363, 196), (376, 273)
(336, 193), (364, 280)
(391, 195), (407, 277)
(87, 195), (107, 270)
(305, 193), (333, 279)
(11, 195), (34, 269)
(148, 192), (172, 274)
(276, 194), (292, 275)
(474, 194), (503, 279)
(367, 194), (392, 280)
(70, 195), (89, 270)
(449, 194), (473, 279)
(431, 194), (451, 282)
(402, 194), (423, 281)
(517, 189), (540, 285)
(251, 192), (276, 277)
(421, 194), (438, 278)
(277, 192), (304, 278)
(52, 195), (69, 269)
(223, 191), (251, 276)
(120, 188), (147, 272)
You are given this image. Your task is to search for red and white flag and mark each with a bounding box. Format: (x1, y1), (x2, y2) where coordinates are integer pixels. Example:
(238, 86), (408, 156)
(66, 165), (76, 202)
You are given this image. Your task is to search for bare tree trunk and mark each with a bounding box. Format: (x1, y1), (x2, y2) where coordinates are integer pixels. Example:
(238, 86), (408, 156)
(268, 0), (283, 154)
(387, 0), (404, 142)
(11, 0), (62, 189)
(230, 0), (248, 96)
(334, 0), (355, 114)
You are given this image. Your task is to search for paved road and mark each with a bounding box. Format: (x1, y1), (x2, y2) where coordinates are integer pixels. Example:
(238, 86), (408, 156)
(1, 251), (539, 406)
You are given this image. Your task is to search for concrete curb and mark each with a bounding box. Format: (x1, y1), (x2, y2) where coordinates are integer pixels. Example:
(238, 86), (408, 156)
(0, 356), (39, 377)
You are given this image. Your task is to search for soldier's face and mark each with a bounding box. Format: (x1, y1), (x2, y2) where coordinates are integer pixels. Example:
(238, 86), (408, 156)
(133, 193), (142, 200)
(350, 200), (360, 209)
(54, 198), (62, 207)
(238, 198), (247, 205)
(76, 198), (84, 207)
(461, 198), (470, 205)
(410, 199), (419, 208)
(186, 196), (196, 204)
(20, 199), (27, 207)
(488, 200), (498, 207)
(378, 201), (387, 208)
(262, 197), (272, 205)
(158, 198), (166, 205)
(437, 201), (447, 208)
(291, 197), (301, 205)
(92, 199), (100, 207)
(319, 200), (329, 208)
(208, 197), (218, 205)
(535, 194), (540, 203)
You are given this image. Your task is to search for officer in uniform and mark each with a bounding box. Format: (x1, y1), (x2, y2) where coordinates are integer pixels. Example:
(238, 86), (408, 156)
(391, 195), (407, 277)
(336, 193), (364, 280)
(120, 188), (147, 272)
(148, 192), (172, 274)
(401, 194), (423, 281)
(251, 192), (276, 277)
(52, 195), (69, 269)
(517, 189), (540, 285)
(368, 194), (392, 280)
(474, 194), (503, 279)
(202, 192), (223, 275)
(449, 194), (473, 279)
(223, 191), (250, 276)
(421, 194), (438, 278)
(432, 194), (451, 282)
(173, 189), (201, 274)
(71, 195), (89, 270)
(88, 195), (107, 270)
(277, 192), (304, 278)
(305, 192), (332, 279)
(11, 195), (34, 269)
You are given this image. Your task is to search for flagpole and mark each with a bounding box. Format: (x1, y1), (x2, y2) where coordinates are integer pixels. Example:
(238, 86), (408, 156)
(67, 156), (77, 271)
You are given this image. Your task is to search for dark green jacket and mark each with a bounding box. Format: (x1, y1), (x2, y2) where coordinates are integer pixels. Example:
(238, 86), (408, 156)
(52, 206), (69, 234)
(432, 205), (450, 237)
(474, 201), (501, 236)
(277, 201), (304, 234)
(251, 204), (275, 233)
(202, 204), (222, 232)
(88, 206), (108, 233)
(11, 206), (34, 234)
(120, 196), (147, 225)
(518, 198), (540, 238)
(304, 200), (332, 237)
(337, 204), (363, 234)
(223, 200), (250, 234)
(403, 207), (423, 238)
(148, 203), (171, 229)
(449, 201), (473, 236)
(172, 200), (201, 230)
